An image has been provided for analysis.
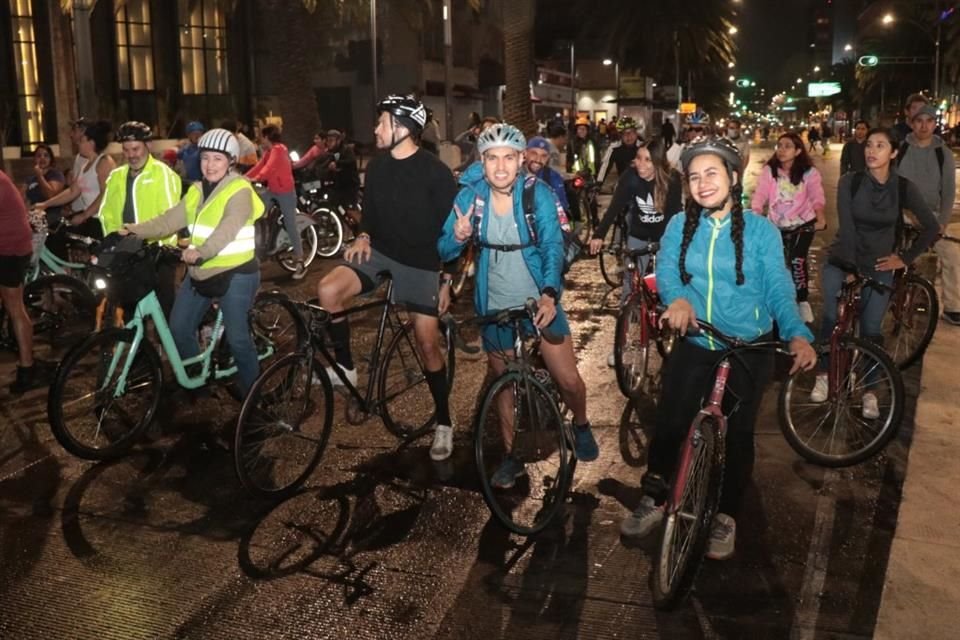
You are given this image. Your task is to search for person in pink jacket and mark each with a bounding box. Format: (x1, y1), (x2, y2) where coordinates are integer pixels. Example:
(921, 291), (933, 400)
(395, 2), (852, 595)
(751, 131), (826, 322)
(247, 125), (305, 279)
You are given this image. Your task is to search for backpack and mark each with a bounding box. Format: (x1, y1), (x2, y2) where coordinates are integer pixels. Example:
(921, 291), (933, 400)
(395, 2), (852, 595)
(471, 175), (580, 274)
(849, 171), (910, 251)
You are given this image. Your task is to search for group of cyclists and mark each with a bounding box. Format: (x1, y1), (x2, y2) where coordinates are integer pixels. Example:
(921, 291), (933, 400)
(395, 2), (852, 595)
(1, 83), (952, 568)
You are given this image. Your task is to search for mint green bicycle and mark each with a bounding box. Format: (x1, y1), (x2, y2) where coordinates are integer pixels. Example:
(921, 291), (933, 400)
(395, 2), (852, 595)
(47, 242), (307, 460)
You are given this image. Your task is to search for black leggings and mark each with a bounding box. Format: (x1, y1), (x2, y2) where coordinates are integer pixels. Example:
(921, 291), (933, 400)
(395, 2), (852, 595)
(643, 335), (774, 517)
(782, 223), (816, 302)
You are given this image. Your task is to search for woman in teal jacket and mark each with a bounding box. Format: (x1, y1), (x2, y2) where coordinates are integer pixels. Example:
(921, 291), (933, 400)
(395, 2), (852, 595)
(618, 137), (817, 561)
(438, 123), (598, 488)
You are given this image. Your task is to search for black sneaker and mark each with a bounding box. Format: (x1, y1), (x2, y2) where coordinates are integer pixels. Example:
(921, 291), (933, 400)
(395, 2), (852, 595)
(8, 363), (52, 395)
(943, 312), (960, 326)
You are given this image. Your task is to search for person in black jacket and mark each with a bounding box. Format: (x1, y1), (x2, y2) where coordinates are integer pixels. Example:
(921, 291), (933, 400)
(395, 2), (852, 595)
(588, 138), (682, 366)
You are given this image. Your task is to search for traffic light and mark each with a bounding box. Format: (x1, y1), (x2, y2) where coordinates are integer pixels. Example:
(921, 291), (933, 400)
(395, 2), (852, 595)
(735, 78), (751, 88)
(858, 55), (879, 67)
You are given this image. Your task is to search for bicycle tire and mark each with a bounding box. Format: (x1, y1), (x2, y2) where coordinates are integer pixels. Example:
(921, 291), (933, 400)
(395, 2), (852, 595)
(378, 320), (456, 439)
(313, 207), (344, 258)
(48, 329), (163, 460)
(474, 370), (571, 536)
(278, 220), (319, 271)
(24, 274), (97, 351)
(881, 273), (938, 369)
(598, 224), (624, 288)
(613, 299), (663, 400)
(778, 336), (905, 467)
(650, 415), (721, 610)
(251, 291), (309, 367)
(234, 352), (334, 498)
(451, 247), (475, 299)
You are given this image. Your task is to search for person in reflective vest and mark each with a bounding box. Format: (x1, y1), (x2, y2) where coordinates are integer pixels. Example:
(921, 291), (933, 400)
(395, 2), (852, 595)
(99, 121), (181, 316)
(123, 128), (265, 394)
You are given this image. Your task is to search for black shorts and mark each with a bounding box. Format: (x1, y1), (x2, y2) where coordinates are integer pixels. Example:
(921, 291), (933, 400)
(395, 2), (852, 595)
(0, 254), (31, 288)
(344, 248), (440, 317)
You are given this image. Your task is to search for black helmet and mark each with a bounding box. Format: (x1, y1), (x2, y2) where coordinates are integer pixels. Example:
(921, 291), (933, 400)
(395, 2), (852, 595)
(680, 136), (743, 173)
(116, 121), (152, 142)
(376, 94), (427, 133)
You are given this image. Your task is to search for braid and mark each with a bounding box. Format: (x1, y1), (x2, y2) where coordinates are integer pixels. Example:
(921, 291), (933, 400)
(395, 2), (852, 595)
(729, 181), (746, 285)
(677, 196), (702, 285)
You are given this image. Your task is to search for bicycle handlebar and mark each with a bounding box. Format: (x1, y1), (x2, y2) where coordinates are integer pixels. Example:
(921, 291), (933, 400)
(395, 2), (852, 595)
(655, 303), (794, 357)
(451, 298), (564, 346)
(626, 242), (660, 260)
(828, 256), (892, 293)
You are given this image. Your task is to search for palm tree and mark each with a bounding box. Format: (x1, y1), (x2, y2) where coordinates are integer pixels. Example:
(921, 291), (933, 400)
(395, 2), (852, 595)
(502, 2), (536, 135)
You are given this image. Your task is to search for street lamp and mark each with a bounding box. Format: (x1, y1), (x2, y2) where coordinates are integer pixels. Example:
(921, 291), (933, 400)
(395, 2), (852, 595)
(882, 13), (894, 25)
(729, 26), (738, 35)
(728, 61), (735, 68)
(878, 10), (942, 98)
(603, 59), (620, 117)
(844, 43), (853, 52)
(729, 75), (736, 82)
(813, 66), (820, 72)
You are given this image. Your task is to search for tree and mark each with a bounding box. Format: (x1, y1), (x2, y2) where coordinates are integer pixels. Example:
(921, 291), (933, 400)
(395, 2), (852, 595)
(502, 2), (536, 135)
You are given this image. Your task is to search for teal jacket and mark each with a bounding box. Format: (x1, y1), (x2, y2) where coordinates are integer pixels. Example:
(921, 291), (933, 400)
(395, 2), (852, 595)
(438, 162), (564, 315)
(656, 209), (814, 350)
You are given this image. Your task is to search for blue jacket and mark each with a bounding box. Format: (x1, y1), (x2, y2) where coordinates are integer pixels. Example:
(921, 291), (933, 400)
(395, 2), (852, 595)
(533, 165), (570, 212)
(438, 162), (564, 316)
(657, 209), (813, 350)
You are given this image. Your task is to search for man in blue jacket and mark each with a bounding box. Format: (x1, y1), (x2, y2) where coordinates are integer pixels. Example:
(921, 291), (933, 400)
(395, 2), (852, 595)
(438, 123), (598, 488)
(524, 136), (570, 214)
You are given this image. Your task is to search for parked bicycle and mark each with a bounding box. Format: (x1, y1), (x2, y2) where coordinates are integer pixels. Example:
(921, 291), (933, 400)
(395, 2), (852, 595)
(296, 175), (360, 259)
(233, 275), (455, 498)
(779, 259), (905, 467)
(254, 184), (319, 272)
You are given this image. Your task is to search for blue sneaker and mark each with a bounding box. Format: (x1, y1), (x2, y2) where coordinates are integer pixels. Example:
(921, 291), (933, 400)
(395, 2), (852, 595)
(573, 423), (599, 461)
(491, 456), (526, 489)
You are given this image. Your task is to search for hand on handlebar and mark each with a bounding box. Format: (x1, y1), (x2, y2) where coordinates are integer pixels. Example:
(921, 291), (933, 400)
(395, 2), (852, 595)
(660, 299), (697, 336)
(588, 238), (604, 255)
(788, 337), (817, 375)
(534, 294), (557, 329)
(182, 248), (202, 265)
(344, 236), (371, 263)
(875, 253), (906, 272)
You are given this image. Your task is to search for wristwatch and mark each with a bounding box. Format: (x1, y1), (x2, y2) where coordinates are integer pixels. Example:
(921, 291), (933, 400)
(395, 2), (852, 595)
(541, 287), (558, 301)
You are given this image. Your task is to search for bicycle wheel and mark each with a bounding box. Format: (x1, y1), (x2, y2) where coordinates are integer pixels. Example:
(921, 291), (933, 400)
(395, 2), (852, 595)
(613, 299), (666, 400)
(650, 416), (721, 610)
(313, 207), (344, 258)
(598, 224), (624, 287)
(48, 329), (163, 460)
(251, 292), (309, 367)
(881, 274), (938, 369)
(451, 246), (475, 299)
(235, 352), (334, 498)
(24, 274), (97, 351)
(474, 371), (571, 536)
(779, 336), (904, 467)
(278, 220), (319, 271)
(378, 320), (456, 438)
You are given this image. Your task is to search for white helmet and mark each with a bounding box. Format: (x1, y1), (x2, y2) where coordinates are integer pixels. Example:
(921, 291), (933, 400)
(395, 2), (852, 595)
(477, 123), (526, 154)
(198, 128), (239, 161)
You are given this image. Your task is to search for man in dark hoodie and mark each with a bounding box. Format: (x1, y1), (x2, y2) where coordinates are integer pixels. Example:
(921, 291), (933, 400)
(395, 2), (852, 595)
(897, 104), (960, 324)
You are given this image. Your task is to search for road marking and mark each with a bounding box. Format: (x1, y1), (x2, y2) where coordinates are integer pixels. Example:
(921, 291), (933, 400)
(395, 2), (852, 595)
(790, 469), (838, 639)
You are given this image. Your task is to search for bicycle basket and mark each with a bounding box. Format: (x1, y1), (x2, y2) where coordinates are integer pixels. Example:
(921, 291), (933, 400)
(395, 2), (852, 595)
(92, 235), (158, 307)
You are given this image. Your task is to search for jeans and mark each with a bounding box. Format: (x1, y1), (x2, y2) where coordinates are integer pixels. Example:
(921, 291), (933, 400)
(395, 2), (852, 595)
(262, 189), (302, 259)
(621, 235), (651, 307)
(170, 270), (261, 394)
(817, 263), (892, 346)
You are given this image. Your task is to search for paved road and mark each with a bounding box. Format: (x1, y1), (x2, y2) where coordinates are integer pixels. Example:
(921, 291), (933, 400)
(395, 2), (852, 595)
(0, 145), (930, 639)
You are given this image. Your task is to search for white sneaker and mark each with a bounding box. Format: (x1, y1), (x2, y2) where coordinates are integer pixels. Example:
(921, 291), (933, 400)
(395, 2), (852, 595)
(810, 374), (828, 403)
(430, 424), (453, 461)
(315, 365), (357, 387)
(798, 301), (814, 324)
(862, 392), (880, 420)
(705, 513), (736, 560)
(607, 352), (616, 368)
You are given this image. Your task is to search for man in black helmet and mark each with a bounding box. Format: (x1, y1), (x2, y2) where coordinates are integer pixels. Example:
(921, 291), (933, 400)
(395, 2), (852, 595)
(316, 95), (459, 462)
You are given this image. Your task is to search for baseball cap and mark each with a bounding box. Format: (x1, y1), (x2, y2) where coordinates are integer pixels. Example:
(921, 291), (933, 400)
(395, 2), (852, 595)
(185, 121), (205, 134)
(526, 136), (550, 152)
(912, 105), (938, 121)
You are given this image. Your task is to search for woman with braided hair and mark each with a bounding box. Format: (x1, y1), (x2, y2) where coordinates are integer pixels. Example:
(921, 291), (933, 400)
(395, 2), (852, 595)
(618, 136), (817, 561)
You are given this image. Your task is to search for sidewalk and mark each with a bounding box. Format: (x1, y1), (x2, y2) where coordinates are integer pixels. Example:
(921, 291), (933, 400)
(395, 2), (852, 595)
(873, 318), (960, 638)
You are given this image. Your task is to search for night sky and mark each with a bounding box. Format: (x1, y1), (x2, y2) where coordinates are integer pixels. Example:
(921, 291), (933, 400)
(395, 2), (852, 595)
(737, 0), (817, 93)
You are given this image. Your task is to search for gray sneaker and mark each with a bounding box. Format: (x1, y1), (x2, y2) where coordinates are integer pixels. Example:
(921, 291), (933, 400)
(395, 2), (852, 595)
(705, 513), (736, 560)
(620, 495), (664, 538)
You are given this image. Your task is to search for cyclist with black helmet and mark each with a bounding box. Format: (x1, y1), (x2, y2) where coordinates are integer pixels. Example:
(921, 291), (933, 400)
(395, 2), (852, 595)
(99, 121), (183, 316)
(439, 123), (599, 487)
(618, 136), (816, 561)
(596, 116), (642, 185)
(123, 128), (265, 396)
(316, 95), (459, 462)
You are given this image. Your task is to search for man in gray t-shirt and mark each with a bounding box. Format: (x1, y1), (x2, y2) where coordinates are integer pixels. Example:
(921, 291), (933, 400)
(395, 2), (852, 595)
(897, 105), (960, 323)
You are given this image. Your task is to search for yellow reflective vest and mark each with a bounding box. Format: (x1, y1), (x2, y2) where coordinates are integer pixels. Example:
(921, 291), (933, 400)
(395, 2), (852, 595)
(99, 154), (181, 244)
(184, 178), (264, 270)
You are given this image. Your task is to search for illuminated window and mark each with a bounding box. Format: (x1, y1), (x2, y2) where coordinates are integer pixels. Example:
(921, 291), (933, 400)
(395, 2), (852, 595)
(178, 0), (229, 95)
(115, 0), (155, 90)
(8, 0), (44, 147)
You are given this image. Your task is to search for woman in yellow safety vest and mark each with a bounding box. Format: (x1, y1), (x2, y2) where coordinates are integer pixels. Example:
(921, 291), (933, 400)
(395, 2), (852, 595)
(123, 128), (264, 394)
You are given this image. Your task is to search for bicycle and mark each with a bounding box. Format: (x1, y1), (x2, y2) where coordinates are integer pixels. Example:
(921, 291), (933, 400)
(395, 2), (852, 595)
(47, 240), (307, 461)
(597, 209), (626, 288)
(612, 242), (674, 401)
(254, 185), (320, 272)
(296, 176), (360, 259)
(779, 259), (905, 467)
(457, 300), (576, 536)
(649, 318), (794, 610)
(233, 275), (455, 498)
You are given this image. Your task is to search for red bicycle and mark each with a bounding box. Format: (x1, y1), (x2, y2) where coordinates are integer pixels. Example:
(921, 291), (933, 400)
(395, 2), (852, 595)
(612, 242), (673, 400)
